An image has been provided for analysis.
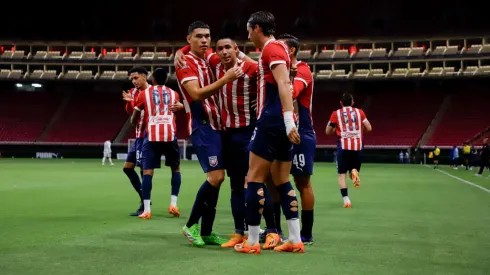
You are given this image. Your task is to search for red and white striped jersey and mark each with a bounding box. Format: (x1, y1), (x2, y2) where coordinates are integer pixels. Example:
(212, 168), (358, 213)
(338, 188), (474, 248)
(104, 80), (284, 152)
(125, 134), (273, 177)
(207, 54), (258, 129)
(175, 52), (221, 136)
(125, 87), (146, 138)
(292, 61), (314, 132)
(256, 39), (291, 121)
(134, 85), (179, 142)
(328, 107), (368, 151)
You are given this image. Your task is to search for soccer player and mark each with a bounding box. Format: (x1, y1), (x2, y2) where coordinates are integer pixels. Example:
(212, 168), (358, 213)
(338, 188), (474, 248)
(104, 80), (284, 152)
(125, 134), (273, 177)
(326, 92), (372, 208)
(122, 67), (149, 216)
(476, 138), (489, 177)
(175, 21), (243, 247)
(433, 146), (440, 169)
(278, 33), (316, 245)
(234, 11), (304, 254)
(131, 67), (183, 219)
(102, 140), (114, 165)
(175, 36), (282, 248)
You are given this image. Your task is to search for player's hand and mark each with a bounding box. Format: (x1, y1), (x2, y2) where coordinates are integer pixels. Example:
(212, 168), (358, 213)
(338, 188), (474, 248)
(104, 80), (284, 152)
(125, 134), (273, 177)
(251, 99), (257, 111)
(174, 50), (186, 68)
(223, 66), (244, 82)
(122, 90), (132, 102)
(169, 100), (184, 112)
(288, 127), (301, 145)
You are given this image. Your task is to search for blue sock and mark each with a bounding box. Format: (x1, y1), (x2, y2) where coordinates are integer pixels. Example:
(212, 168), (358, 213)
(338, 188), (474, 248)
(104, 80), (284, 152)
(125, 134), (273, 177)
(245, 182), (264, 226)
(171, 172), (181, 196)
(277, 182), (299, 220)
(230, 176), (246, 235)
(200, 182), (220, 236)
(262, 186), (277, 233)
(141, 175), (153, 200)
(186, 180), (212, 228)
(123, 168), (143, 202)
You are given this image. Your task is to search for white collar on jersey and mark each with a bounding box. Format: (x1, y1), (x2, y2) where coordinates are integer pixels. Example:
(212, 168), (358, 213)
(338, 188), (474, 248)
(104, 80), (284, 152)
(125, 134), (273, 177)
(264, 38), (275, 48)
(188, 51), (207, 61)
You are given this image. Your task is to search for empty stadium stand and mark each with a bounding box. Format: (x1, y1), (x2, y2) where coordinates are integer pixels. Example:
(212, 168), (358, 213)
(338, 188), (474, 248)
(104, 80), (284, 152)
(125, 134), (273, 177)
(425, 90), (490, 147)
(0, 90), (63, 142)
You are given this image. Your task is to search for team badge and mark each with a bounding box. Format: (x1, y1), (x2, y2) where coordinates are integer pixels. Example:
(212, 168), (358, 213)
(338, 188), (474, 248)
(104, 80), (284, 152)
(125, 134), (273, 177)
(208, 156), (218, 167)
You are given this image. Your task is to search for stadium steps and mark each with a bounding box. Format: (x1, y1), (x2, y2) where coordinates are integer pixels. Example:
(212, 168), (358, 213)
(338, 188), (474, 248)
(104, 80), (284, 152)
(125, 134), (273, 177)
(113, 118), (132, 144)
(37, 92), (73, 142)
(417, 94), (452, 147)
(468, 126), (490, 145)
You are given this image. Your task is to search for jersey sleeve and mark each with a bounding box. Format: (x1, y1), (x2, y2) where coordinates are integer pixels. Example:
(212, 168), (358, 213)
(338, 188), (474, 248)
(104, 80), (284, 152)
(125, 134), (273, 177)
(359, 109), (368, 123)
(125, 100), (134, 115)
(292, 79), (305, 99)
(175, 60), (199, 85)
(180, 45), (191, 54)
(244, 61), (258, 77)
(134, 91), (145, 112)
(207, 52), (220, 71)
(293, 64), (312, 99)
(263, 42), (289, 69)
(327, 111), (338, 128)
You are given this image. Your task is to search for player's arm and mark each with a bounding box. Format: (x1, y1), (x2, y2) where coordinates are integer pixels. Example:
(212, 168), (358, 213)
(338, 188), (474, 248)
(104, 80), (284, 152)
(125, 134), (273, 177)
(271, 63), (300, 144)
(130, 93), (144, 125)
(169, 91), (184, 112)
(181, 68), (243, 101)
(123, 90), (134, 114)
(360, 110), (372, 132)
(238, 50), (258, 64)
(325, 112), (337, 136)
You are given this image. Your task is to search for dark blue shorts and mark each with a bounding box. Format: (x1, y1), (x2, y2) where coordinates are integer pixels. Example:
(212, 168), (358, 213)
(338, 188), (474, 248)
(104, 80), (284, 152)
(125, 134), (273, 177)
(248, 125), (293, 162)
(336, 148), (362, 174)
(222, 125), (254, 177)
(190, 124), (224, 173)
(291, 131), (316, 176)
(141, 138), (180, 170)
(126, 137), (143, 167)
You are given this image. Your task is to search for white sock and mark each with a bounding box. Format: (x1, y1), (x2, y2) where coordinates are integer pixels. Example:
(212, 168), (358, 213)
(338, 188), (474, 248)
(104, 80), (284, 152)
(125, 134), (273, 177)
(287, 219), (301, 244)
(343, 196), (350, 204)
(170, 195), (178, 207)
(248, 225), (260, 245)
(102, 158), (105, 164)
(143, 199), (151, 213)
(109, 158), (113, 165)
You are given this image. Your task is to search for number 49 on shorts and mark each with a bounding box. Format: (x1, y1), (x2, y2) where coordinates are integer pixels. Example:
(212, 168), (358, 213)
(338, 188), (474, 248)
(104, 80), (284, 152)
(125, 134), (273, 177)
(293, 153), (305, 168)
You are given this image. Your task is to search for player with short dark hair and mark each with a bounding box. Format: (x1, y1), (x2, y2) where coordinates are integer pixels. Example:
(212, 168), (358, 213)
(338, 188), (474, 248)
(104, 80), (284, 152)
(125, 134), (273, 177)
(175, 35), (282, 249)
(234, 11), (305, 254)
(122, 66), (149, 216)
(176, 21), (243, 247)
(278, 33), (316, 245)
(326, 92), (372, 208)
(130, 67), (184, 220)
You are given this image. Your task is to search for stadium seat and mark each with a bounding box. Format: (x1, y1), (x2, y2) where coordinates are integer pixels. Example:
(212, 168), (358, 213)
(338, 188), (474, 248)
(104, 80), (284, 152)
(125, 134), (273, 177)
(0, 91), (63, 142)
(426, 91), (490, 146)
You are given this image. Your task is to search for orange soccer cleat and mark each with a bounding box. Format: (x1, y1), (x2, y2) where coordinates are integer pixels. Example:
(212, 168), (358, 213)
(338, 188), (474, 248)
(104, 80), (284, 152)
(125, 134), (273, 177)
(138, 212), (152, 220)
(221, 234), (246, 248)
(263, 233), (281, 250)
(273, 241), (305, 253)
(168, 206), (180, 217)
(234, 240), (261, 254)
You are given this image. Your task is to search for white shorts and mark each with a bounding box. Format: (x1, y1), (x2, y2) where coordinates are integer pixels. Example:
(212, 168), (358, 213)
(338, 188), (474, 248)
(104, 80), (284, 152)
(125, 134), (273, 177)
(103, 152), (111, 158)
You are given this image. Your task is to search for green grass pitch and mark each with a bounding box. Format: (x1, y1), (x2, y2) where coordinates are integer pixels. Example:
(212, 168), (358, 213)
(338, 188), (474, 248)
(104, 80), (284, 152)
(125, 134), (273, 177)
(1, 159), (489, 275)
